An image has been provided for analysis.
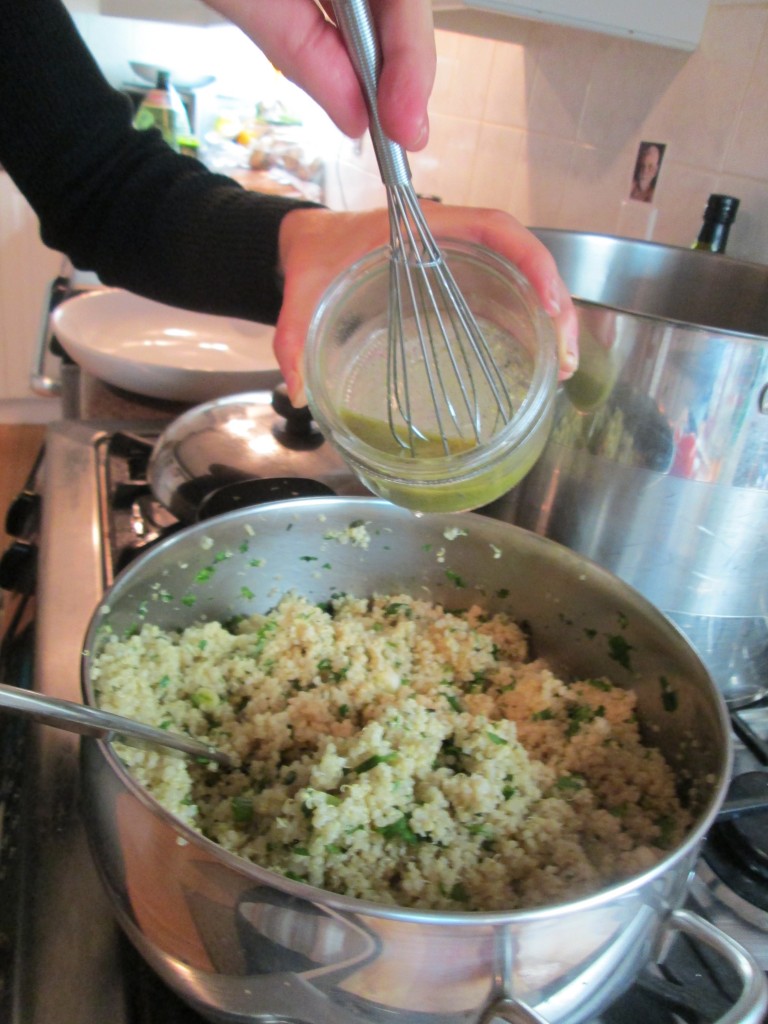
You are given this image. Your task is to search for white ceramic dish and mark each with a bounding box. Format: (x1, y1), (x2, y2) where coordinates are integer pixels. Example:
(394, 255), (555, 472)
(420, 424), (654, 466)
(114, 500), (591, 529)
(52, 289), (281, 403)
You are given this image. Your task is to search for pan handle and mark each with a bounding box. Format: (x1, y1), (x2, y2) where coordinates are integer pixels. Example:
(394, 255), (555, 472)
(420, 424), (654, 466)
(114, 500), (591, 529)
(476, 908), (768, 1024)
(666, 910), (767, 1024)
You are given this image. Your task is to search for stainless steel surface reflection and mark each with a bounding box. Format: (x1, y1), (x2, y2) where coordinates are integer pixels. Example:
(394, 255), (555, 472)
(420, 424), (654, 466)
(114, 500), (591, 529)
(497, 231), (768, 708)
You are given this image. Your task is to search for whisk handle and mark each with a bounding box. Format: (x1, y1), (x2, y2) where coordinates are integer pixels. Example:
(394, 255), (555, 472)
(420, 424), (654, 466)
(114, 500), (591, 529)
(332, 0), (412, 188)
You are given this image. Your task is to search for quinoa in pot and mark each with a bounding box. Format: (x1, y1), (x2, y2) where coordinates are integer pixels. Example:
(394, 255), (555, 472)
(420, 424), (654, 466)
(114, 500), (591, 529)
(91, 592), (690, 912)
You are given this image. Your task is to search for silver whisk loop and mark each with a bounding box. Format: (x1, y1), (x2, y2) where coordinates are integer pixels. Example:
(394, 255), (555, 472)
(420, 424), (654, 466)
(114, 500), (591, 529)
(333, 0), (515, 454)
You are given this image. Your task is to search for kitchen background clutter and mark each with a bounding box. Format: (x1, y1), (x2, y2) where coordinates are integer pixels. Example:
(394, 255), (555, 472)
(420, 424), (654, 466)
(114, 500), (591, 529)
(1, 0), (768, 410)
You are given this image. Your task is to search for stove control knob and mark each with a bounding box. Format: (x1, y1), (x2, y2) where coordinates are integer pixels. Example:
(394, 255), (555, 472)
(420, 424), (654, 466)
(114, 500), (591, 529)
(0, 540), (37, 594)
(4, 490), (41, 540)
(271, 383), (324, 450)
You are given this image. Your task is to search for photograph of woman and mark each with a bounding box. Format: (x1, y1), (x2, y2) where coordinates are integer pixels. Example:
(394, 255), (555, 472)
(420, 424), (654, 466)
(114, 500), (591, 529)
(629, 141), (666, 203)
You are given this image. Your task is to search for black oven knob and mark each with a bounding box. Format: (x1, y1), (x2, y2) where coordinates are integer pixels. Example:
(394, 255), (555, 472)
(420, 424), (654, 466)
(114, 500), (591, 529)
(4, 490), (41, 540)
(0, 540), (37, 594)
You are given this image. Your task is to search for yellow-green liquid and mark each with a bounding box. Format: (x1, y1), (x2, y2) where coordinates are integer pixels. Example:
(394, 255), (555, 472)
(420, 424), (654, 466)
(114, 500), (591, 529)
(339, 407), (552, 514)
(340, 409), (478, 458)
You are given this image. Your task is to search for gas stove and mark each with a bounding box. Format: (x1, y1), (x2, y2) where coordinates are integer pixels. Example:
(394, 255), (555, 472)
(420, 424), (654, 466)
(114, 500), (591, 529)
(1, 396), (767, 1024)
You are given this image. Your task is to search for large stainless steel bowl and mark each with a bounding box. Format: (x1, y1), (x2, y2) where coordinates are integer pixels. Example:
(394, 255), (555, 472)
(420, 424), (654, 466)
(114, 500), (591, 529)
(79, 497), (766, 1024)
(492, 230), (768, 708)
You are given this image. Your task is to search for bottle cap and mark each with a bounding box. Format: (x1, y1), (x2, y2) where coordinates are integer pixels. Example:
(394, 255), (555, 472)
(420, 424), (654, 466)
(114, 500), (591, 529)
(704, 194), (740, 224)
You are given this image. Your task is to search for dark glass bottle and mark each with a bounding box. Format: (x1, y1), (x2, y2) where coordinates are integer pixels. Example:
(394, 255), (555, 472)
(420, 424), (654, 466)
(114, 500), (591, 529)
(692, 194), (740, 254)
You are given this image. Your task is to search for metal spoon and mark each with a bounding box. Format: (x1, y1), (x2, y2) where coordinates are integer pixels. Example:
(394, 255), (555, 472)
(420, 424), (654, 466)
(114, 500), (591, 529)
(0, 681), (233, 768)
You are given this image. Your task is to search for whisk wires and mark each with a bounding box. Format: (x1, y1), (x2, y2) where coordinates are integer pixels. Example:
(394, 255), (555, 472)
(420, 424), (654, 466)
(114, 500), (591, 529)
(385, 186), (516, 455)
(332, 0), (516, 457)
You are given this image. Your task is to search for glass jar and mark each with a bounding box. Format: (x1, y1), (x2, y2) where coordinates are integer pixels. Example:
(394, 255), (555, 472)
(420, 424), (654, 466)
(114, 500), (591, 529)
(305, 241), (558, 513)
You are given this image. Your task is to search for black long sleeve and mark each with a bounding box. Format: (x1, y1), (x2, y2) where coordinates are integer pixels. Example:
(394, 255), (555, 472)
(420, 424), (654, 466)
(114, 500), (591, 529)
(0, 0), (320, 324)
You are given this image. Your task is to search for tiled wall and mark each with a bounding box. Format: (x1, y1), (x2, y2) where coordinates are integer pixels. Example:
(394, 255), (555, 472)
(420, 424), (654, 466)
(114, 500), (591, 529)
(326, 0), (768, 265)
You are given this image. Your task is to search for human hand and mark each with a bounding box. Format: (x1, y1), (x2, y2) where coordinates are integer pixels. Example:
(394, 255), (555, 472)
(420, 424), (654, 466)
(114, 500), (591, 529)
(202, 0), (435, 151)
(275, 203), (580, 406)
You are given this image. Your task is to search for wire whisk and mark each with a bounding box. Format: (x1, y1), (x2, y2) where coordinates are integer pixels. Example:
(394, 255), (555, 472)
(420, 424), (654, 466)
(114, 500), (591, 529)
(332, 0), (516, 455)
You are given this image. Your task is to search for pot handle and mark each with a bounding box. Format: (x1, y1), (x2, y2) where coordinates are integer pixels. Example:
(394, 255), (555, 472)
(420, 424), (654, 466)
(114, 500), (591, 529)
(666, 909), (768, 1024)
(476, 909), (767, 1024)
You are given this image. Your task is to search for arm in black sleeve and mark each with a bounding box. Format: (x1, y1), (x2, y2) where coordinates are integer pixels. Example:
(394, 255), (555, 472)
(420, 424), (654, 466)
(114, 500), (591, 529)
(0, 0), (321, 324)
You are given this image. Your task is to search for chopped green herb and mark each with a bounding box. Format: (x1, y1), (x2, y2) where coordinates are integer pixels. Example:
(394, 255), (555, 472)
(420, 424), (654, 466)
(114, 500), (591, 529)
(554, 774), (585, 791)
(240, 586), (255, 600)
(191, 688), (216, 709)
(502, 784), (516, 799)
(531, 708), (554, 721)
(231, 796), (254, 824)
(469, 672), (490, 692)
(181, 594), (197, 607)
(467, 823), (492, 837)
(443, 692), (463, 713)
(607, 634), (633, 670)
(565, 702), (604, 736)
(376, 815), (419, 845)
(384, 602), (412, 618)
(587, 678), (612, 692)
(354, 752), (398, 774)
(487, 731), (507, 745)
(195, 567), (215, 584)
(450, 882), (469, 902)
(445, 569), (466, 587)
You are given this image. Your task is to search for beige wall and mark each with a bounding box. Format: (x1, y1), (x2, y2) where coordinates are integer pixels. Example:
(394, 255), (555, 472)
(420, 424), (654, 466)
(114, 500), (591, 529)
(327, 1), (768, 264)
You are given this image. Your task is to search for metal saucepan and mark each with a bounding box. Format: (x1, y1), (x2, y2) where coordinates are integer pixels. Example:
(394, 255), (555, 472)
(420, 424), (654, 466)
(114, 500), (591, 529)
(79, 497), (768, 1024)
(125, 385), (360, 524)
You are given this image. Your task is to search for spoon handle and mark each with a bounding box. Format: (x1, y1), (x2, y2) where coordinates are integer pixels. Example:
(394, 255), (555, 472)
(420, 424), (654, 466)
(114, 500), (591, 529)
(0, 681), (232, 768)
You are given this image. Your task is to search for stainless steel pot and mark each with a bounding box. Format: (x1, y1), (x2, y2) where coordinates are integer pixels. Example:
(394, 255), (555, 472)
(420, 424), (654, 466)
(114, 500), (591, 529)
(491, 230), (768, 708)
(79, 497), (767, 1024)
